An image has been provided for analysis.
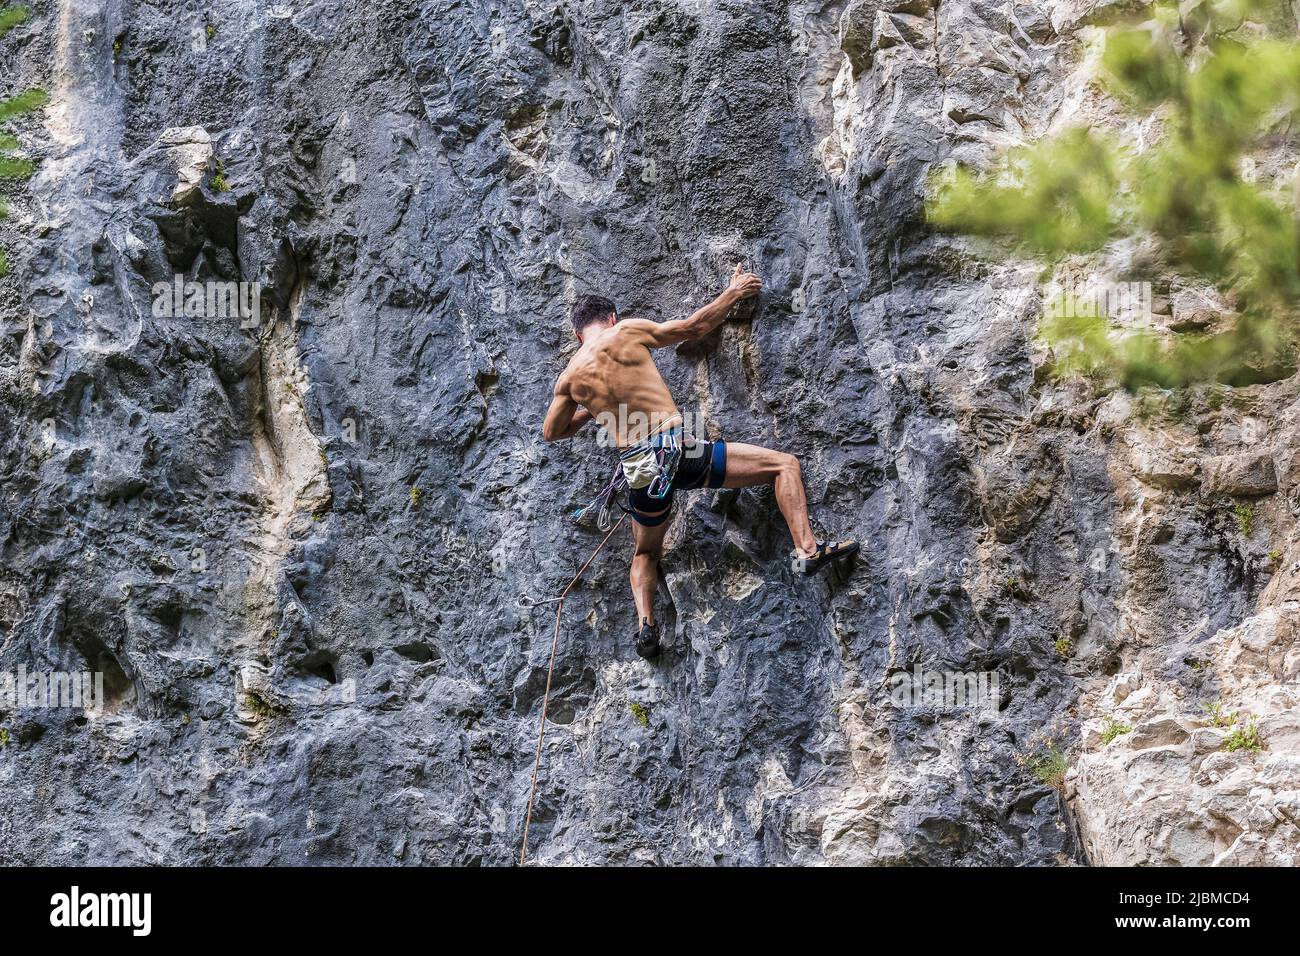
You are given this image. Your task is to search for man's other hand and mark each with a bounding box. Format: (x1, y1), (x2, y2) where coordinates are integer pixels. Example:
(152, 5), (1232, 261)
(727, 263), (762, 299)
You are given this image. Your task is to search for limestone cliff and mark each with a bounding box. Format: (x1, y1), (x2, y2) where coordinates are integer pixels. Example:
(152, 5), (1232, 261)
(0, 0), (1296, 865)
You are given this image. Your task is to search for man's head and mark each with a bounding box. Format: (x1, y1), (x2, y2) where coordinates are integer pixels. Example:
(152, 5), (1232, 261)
(570, 294), (617, 340)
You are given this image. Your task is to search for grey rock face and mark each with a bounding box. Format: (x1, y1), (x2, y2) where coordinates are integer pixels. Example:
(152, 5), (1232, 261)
(1202, 452), (1279, 498)
(0, 0), (1295, 866)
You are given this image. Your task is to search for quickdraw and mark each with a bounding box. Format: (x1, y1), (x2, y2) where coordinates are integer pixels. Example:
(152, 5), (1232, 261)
(571, 466), (628, 531)
(645, 428), (682, 500)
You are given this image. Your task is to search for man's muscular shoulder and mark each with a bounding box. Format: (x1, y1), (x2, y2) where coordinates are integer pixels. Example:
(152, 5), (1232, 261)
(607, 318), (660, 354)
(554, 350), (583, 391)
(615, 317), (658, 339)
(555, 358), (582, 395)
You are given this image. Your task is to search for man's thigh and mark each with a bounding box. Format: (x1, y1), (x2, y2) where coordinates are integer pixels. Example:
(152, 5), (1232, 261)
(721, 442), (787, 489)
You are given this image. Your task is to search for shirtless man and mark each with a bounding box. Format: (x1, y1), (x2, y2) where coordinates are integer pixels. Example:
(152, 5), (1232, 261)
(542, 266), (858, 659)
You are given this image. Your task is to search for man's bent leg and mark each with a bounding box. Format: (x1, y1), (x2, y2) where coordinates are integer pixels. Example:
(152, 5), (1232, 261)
(722, 442), (818, 557)
(630, 515), (668, 625)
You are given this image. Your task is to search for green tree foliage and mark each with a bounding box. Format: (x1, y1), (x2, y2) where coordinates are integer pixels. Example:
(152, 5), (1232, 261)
(0, 4), (45, 276)
(927, 0), (1300, 389)
(0, 4), (28, 37)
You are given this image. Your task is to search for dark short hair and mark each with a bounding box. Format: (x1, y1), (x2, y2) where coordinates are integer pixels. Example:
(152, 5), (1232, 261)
(570, 294), (617, 333)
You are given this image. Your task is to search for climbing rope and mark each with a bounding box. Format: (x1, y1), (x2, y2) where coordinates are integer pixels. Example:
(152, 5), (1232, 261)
(519, 513), (628, 866)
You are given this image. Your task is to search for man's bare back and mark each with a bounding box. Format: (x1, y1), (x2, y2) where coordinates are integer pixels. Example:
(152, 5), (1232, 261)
(555, 322), (680, 448)
(541, 267), (761, 446)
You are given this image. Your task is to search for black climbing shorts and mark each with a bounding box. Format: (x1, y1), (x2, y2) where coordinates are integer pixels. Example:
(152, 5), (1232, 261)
(628, 437), (727, 527)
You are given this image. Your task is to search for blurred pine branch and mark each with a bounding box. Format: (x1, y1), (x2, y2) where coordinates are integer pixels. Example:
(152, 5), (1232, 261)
(0, 3), (43, 277)
(927, 0), (1300, 389)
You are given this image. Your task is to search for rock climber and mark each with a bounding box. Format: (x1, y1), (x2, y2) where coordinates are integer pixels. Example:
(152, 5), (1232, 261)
(541, 265), (859, 659)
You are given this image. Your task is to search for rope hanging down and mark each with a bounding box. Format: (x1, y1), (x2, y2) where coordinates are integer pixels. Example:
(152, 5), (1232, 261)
(519, 513), (628, 866)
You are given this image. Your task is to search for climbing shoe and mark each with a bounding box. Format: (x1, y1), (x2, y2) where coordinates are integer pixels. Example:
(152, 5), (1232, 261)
(635, 618), (661, 660)
(791, 539), (859, 576)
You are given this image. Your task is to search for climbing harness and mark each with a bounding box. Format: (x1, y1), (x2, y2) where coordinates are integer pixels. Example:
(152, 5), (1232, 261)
(570, 421), (686, 530)
(519, 512), (628, 865)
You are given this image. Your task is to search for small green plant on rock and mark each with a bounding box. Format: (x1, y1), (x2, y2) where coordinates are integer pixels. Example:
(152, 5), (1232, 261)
(211, 158), (229, 193)
(0, 726), (9, 746)
(1015, 727), (1071, 790)
(244, 690), (286, 719)
(1101, 716), (1133, 744)
(629, 702), (650, 727)
(1234, 503), (1254, 537)
(205, 23), (216, 41)
(409, 486), (422, 507)
(1269, 549), (1283, 566)
(1205, 700), (1237, 729)
(1224, 715), (1263, 753)
(1054, 636), (1074, 657)
(1026, 748), (1068, 789)
(1005, 577), (1032, 600)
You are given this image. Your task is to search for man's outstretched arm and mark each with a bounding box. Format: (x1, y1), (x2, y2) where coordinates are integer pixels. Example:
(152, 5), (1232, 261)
(625, 265), (762, 349)
(542, 384), (593, 441)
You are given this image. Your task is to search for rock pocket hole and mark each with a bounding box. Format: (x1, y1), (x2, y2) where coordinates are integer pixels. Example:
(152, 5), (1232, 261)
(295, 650), (340, 685)
(394, 641), (439, 664)
(73, 634), (136, 713)
(314, 660), (338, 684)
